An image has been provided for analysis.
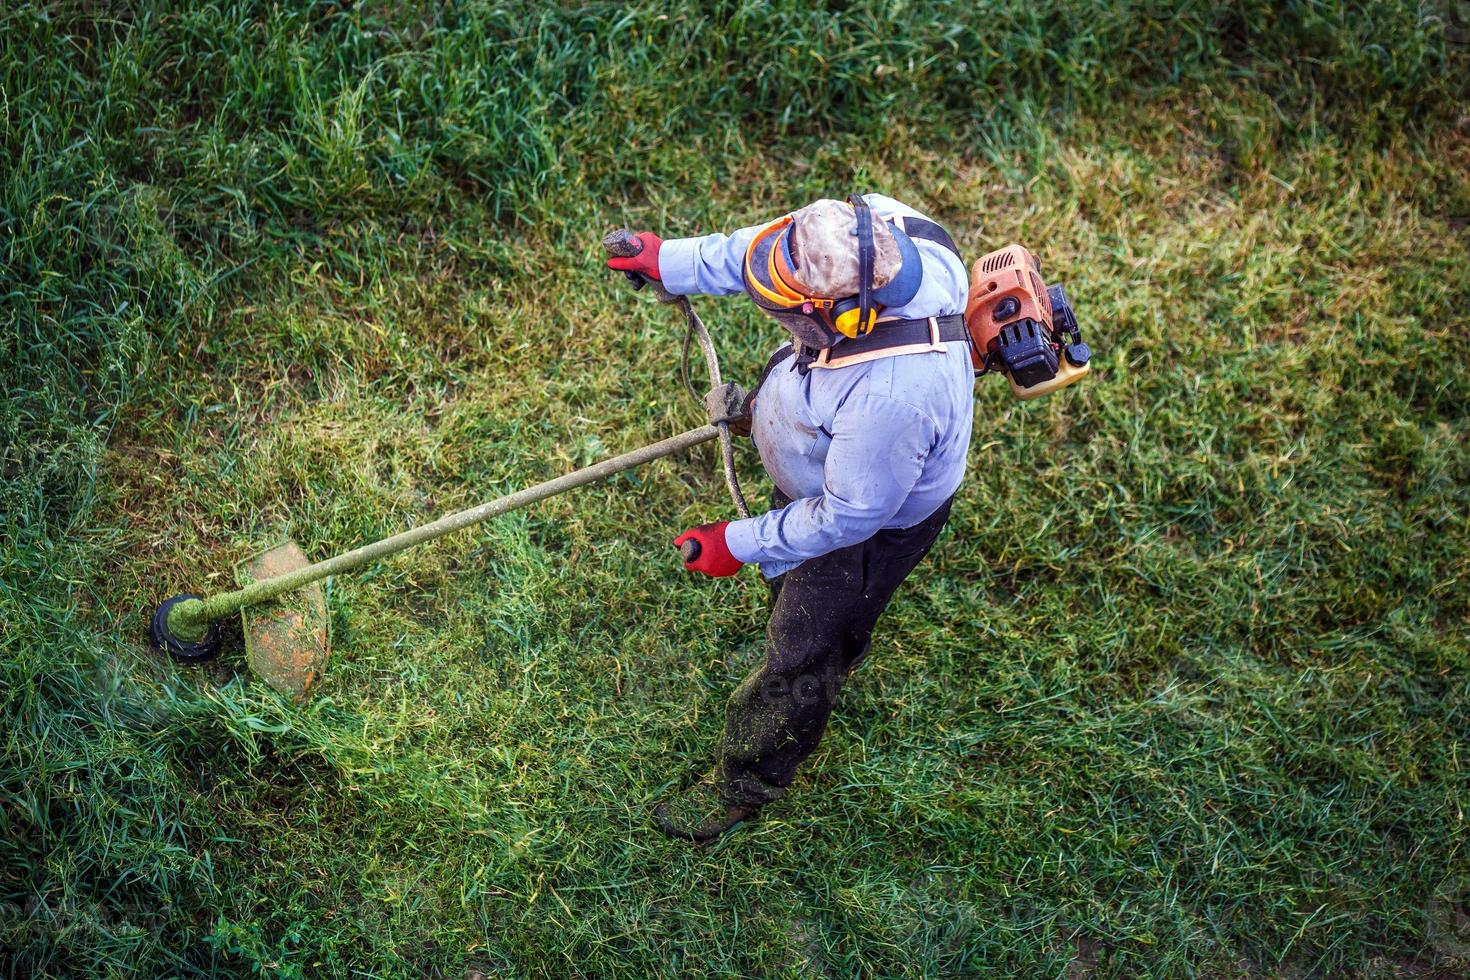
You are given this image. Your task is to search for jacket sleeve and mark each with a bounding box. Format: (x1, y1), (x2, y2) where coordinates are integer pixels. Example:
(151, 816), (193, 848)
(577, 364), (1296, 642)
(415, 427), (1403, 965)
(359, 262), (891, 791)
(724, 393), (937, 568)
(658, 223), (769, 297)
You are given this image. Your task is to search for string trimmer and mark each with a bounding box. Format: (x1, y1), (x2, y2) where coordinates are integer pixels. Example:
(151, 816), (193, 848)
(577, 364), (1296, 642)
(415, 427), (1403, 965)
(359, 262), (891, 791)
(149, 230), (748, 698)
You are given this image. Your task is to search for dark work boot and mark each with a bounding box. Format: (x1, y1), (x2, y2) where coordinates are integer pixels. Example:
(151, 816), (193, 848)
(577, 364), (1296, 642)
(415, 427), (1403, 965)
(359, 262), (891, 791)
(652, 773), (758, 844)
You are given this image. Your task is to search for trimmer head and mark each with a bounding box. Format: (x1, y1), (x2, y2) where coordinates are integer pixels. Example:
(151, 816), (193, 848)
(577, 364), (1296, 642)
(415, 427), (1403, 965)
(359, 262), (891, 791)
(236, 541), (329, 699)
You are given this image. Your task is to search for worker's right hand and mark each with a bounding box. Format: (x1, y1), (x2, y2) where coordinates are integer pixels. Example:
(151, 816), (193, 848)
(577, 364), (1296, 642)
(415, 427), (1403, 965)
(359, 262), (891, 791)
(606, 231), (663, 281)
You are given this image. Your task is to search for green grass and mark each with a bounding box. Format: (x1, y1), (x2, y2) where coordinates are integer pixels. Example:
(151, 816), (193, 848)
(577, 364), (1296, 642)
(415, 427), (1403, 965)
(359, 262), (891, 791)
(3, 1), (1468, 975)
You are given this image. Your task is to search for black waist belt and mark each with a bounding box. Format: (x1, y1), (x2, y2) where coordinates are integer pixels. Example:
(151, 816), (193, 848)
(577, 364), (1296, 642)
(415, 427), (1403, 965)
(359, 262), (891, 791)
(797, 313), (969, 367)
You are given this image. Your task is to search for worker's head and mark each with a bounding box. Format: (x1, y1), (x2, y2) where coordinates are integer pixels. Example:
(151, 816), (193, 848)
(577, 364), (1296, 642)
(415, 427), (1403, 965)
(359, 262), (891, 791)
(742, 197), (923, 350)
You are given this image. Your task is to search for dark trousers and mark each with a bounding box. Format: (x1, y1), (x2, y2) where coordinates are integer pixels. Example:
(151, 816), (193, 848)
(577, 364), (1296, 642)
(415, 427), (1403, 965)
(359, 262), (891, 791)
(717, 494), (955, 807)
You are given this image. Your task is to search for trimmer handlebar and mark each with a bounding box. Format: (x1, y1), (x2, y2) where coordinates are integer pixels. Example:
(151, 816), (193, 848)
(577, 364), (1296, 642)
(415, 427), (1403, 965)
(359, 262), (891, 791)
(605, 227), (751, 523)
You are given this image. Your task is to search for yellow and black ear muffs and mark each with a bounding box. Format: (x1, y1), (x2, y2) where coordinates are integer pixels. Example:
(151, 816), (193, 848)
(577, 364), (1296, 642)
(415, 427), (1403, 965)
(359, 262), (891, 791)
(742, 200), (925, 345)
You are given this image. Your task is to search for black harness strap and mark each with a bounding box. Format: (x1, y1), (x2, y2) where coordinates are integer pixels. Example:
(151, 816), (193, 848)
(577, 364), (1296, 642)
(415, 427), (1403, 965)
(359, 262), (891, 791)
(898, 216), (962, 258)
(797, 313), (969, 364)
(849, 193), (876, 335)
(757, 343), (796, 386)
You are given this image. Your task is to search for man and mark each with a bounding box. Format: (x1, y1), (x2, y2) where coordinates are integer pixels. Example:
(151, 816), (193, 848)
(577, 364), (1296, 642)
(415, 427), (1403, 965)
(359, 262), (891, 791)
(608, 194), (974, 842)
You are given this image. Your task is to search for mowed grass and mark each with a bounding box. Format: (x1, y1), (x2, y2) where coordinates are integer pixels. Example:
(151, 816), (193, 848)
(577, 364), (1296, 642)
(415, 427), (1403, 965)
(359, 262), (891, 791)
(3, 2), (1469, 976)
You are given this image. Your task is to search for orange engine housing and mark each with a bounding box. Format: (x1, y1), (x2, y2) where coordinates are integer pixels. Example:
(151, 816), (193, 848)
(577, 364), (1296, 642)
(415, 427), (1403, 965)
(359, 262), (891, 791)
(964, 243), (1090, 400)
(964, 244), (1050, 365)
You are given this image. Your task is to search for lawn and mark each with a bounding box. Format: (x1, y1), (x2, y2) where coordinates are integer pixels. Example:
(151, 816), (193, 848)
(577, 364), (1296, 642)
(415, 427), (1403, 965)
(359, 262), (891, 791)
(3, 2), (1468, 976)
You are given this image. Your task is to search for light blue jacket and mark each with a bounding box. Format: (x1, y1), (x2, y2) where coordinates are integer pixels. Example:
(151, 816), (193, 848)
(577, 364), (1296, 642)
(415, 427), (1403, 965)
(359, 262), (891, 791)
(659, 194), (974, 577)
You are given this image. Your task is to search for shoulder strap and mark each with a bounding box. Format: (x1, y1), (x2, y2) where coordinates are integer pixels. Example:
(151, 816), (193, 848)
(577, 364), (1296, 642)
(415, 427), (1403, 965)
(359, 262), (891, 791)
(895, 215), (962, 260)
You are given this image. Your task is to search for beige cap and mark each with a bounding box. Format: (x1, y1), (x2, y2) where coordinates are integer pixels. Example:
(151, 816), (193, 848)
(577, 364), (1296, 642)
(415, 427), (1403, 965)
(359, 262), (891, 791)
(786, 198), (902, 298)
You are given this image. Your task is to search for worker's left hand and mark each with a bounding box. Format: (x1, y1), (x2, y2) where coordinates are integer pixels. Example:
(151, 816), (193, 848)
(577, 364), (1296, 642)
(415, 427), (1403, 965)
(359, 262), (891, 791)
(606, 231), (663, 281)
(674, 522), (744, 577)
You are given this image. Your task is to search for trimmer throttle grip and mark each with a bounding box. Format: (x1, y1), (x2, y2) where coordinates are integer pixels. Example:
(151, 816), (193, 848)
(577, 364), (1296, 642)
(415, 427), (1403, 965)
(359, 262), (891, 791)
(602, 229), (679, 304)
(601, 228), (644, 258)
(678, 539), (701, 563)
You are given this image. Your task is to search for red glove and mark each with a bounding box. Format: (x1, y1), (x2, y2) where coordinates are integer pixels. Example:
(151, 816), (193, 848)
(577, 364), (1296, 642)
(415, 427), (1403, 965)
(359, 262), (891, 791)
(673, 522), (743, 577)
(606, 231), (663, 281)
